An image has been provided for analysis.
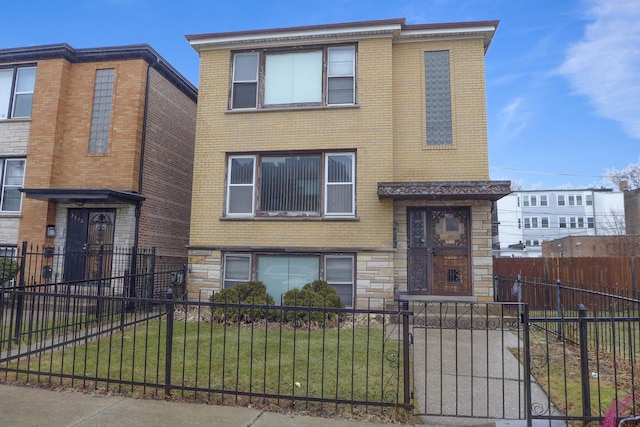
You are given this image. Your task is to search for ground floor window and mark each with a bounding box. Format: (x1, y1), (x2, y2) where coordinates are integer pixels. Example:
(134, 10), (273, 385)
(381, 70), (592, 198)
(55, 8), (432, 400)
(222, 252), (354, 307)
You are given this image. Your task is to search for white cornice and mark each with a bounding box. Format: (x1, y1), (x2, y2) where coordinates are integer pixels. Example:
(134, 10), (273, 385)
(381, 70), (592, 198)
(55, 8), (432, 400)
(189, 24), (402, 51)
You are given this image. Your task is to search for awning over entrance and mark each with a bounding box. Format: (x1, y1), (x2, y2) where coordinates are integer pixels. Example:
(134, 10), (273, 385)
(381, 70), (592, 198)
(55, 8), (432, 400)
(377, 180), (511, 201)
(21, 188), (145, 205)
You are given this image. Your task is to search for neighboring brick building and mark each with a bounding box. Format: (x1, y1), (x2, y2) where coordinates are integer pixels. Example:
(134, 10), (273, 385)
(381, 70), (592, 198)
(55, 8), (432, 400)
(0, 44), (197, 279)
(185, 19), (509, 307)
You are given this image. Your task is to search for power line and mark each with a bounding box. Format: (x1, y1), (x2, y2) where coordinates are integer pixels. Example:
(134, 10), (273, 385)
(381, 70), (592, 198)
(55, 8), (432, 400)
(490, 166), (607, 179)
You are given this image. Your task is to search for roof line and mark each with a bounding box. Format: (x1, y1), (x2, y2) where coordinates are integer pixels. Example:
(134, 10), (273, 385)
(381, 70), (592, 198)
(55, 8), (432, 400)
(0, 43), (197, 102)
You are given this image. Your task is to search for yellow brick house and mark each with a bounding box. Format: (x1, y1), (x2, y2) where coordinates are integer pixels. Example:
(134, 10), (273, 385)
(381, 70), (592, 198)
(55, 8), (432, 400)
(185, 18), (510, 307)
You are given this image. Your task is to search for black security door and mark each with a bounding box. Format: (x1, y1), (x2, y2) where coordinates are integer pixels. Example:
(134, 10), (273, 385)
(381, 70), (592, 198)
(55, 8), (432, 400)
(64, 209), (115, 281)
(407, 207), (471, 295)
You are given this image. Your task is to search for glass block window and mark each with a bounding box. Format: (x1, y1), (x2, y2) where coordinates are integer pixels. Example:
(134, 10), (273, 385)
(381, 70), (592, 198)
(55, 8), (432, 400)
(89, 69), (115, 153)
(425, 51), (452, 146)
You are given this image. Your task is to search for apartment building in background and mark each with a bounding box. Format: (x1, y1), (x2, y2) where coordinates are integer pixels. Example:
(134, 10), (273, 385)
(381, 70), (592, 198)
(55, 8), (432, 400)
(185, 18), (509, 307)
(495, 189), (625, 257)
(0, 43), (197, 279)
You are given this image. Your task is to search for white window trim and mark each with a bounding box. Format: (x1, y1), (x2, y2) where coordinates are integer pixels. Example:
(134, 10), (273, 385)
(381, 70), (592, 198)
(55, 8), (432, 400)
(222, 253), (252, 288)
(324, 152), (355, 217)
(324, 254), (355, 308)
(230, 45), (357, 110)
(226, 155), (256, 217)
(226, 152), (356, 218)
(0, 158), (26, 213)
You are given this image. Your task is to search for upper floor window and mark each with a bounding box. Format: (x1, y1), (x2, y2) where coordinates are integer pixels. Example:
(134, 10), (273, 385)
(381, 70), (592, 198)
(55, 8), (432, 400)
(226, 152), (355, 217)
(540, 195), (548, 206)
(586, 194), (593, 206)
(557, 195), (565, 206)
(231, 45), (356, 110)
(425, 50), (452, 146)
(0, 158), (26, 213)
(89, 69), (115, 153)
(567, 194), (583, 206)
(0, 66), (36, 120)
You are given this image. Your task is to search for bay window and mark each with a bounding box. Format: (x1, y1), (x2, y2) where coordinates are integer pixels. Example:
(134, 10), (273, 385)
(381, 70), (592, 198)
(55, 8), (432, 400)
(231, 45), (356, 109)
(226, 152), (355, 217)
(223, 253), (354, 307)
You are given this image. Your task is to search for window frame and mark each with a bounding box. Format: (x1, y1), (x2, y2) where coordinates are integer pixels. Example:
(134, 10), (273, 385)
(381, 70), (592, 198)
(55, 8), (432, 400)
(88, 68), (115, 154)
(225, 151), (356, 218)
(0, 65), (36, 120)
(0, 158), (26, 213)
(225, 155), (256, 217)
(230, 44), (357, 110)
(222, 252), (355, 308)
(222, 253), (252, 288)
(559, 217), (567, 228)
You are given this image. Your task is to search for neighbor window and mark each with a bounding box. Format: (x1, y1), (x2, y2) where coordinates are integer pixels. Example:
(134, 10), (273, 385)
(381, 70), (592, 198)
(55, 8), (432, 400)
(425, 50), (452, 146)
(231, 45), (356, 109)
(0, 66), (36, 119)
(557, 195), (565, 206)
(226, 152), (355, 217)
(223, 253), (354, 307)
(0, 158), (26, 213)
(586, 195), (593, 206)
(541, 217), (549, 228)
(89, 69), (115, 153)
(559, 217), (567, 228)
(587, 217), (594, 228)
(540, 195), (548, 206)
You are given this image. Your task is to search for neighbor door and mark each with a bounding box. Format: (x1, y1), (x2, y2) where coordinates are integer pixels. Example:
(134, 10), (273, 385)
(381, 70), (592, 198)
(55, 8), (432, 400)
(64, 209), (116, 281)
(407, 207), (471, 295)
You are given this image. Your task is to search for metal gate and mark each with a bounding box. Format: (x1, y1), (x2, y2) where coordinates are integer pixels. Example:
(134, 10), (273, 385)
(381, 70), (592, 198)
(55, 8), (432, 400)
(405, 301), (529, 422)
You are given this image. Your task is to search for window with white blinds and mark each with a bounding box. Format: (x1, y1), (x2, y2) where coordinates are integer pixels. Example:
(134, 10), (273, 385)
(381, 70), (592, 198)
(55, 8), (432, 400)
(226, 152), (355, 217)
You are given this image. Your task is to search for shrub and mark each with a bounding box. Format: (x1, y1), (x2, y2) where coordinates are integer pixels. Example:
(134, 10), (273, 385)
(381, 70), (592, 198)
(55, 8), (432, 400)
(282, 280), (344, 326)
(209, 281), (276, 323)
(0, 257), (19, 286)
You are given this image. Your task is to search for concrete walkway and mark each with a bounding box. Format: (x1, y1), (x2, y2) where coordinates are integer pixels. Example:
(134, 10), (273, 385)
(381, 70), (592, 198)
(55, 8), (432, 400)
(0, 384), (406, 427)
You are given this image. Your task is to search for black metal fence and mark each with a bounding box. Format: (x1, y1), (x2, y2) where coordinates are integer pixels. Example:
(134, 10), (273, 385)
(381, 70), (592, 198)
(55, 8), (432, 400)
(1, 242), (186, 300)
(0, 289), (411, 418)
(495, 275), (640, 425)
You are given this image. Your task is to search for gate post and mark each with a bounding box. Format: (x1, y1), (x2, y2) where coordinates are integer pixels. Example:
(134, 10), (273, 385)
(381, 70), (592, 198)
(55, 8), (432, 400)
(578, 304), (591, 418)
(400, 300), (411, 409)
(522, 304), (532, 427)
(13, 241), (28, 343)
(556, 280), (563, 338)
(164, 287), (174, 397)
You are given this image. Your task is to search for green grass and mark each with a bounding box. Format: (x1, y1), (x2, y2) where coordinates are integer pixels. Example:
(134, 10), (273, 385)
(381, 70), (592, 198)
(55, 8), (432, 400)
(4, 319), (404, 407)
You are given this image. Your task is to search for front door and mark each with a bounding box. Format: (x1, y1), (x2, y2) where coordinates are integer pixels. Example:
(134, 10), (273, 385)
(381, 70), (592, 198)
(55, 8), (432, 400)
(407, 207), (471, 295)
(64, 209), (116, 282)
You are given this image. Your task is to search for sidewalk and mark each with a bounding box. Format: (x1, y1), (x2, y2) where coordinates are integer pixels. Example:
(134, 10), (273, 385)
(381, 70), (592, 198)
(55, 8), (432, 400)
(0, 384), (409, 427)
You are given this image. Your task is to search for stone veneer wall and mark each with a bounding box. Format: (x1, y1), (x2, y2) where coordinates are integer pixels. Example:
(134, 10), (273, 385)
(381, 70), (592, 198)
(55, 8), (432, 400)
(187, 249), (396, 308)
(392, 200), (494, 301)
(0, 121), (29, 246)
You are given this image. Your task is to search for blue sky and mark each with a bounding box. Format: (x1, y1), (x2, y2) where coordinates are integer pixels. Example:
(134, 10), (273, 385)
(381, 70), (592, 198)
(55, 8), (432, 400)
(3, 0), (638, 190)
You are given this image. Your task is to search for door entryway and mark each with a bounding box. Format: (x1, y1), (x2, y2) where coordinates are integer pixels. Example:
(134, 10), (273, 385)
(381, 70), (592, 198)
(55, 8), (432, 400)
(407, 207), (471, 295)
(63, 209), (116, 282)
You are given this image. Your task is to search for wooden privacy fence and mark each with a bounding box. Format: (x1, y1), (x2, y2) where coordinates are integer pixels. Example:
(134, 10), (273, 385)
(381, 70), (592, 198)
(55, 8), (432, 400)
(494, 256), (639, 294)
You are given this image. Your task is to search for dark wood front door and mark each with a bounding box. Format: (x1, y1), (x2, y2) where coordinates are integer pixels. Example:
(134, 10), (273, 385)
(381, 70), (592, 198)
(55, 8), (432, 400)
(407, 207), (471, 295)
(64, 209), (116, 282)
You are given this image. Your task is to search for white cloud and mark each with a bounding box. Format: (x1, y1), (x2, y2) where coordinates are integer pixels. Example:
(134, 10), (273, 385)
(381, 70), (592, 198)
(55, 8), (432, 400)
(496, 96), (529, 141)
(558, 0), (640, 138)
